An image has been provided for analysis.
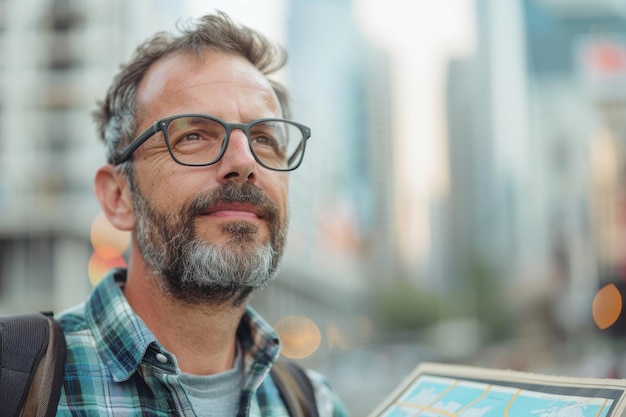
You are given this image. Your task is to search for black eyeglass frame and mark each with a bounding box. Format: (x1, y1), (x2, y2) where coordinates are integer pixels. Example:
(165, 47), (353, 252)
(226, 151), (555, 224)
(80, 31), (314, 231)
(113, 114), (311, 172)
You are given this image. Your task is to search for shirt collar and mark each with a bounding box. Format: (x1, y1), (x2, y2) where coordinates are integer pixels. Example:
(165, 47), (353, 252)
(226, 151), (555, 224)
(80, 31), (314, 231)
(86, 269), (157, 382)
(238, 305), (281, 374)
(85, 269), (282, 383)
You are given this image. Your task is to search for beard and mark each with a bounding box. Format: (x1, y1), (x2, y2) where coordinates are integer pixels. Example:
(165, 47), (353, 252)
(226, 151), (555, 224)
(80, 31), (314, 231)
(128, 177), (287, 306)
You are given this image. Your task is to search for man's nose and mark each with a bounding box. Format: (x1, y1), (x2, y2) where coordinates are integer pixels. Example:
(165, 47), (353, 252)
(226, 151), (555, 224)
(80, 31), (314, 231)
(215, 129), (258, 183)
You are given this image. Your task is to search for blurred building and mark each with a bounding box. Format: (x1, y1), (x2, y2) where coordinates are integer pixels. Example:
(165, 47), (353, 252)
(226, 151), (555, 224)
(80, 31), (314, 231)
(0, 0), (176, 313)
(442, 0), (626, 361)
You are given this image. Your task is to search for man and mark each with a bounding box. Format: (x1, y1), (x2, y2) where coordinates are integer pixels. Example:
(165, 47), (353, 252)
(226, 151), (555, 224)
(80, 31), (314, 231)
(55, 12), (350, 416)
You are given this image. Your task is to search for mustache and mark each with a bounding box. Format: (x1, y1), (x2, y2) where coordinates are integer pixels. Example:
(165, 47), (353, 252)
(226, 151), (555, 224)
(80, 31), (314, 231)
(184, 181), (279, 221)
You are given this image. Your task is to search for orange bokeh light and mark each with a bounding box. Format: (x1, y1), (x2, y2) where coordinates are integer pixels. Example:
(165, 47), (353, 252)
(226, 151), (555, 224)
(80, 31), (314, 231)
(274, 315), (321, 359)
(90, 211), (130, 254)
(88, 250), (127, 287)
(592, 284), (623, 330)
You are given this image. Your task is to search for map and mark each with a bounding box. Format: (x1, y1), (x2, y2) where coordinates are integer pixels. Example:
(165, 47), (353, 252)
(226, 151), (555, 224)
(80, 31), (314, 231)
(372, 366), (626, 417)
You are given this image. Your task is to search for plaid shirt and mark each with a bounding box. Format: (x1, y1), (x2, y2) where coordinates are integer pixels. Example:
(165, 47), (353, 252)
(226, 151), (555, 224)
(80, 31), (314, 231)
(55, 269), (350, 417)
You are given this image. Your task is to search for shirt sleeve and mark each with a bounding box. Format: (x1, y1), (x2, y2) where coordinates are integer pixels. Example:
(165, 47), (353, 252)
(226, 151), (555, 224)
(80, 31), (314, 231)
(305, 368), (351, 417)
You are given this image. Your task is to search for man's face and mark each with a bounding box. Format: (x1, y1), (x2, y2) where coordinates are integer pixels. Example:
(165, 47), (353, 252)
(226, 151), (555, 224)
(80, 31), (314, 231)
(127, 50), (290, 305)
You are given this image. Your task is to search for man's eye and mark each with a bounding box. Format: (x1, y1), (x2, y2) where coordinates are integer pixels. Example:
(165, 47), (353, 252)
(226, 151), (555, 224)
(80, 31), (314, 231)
(253, 136), (275, 146)
(182, 132), (202, 142)
(172, 131), (217, 147)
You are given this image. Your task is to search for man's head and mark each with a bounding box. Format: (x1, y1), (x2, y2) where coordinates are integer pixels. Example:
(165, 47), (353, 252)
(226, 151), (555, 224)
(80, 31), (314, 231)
(94, 12), (303, 306)
(94, 12), (291, 166)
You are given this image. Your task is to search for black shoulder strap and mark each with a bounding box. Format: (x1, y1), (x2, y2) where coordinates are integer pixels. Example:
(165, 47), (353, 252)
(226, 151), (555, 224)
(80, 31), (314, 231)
(271, 360), (319, 417)
(0, 313), (66, 417)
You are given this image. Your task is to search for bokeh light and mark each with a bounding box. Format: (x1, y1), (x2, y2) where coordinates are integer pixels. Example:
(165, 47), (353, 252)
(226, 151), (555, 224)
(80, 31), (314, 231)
(327, 322), (351, 350)
(88, 250), (127, 286)
(90, 211), (130, 254)
(593, 284), (623, 330)
(88, 211), (130, 286)
(328, 314), (373, 350)
(274, 315), (322, 359)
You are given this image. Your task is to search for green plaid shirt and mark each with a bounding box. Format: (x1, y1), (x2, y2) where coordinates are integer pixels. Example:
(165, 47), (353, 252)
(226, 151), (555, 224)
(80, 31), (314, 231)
(55, 269), (350, 416)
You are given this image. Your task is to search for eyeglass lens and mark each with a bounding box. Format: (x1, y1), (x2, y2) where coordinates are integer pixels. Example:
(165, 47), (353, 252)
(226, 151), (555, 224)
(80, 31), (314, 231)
(165, 116), (304, 170)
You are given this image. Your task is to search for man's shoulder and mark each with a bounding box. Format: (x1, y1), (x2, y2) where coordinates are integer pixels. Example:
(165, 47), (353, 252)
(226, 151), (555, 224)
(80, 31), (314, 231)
(54, 271), (125, 336)
(55, 303), (90, 334)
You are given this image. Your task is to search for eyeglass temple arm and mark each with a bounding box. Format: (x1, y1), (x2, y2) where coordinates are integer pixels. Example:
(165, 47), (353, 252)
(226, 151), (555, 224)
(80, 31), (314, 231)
(286, 126), (310, 167)
(113, 122), (161, 165)
(287, 140), (305, 167)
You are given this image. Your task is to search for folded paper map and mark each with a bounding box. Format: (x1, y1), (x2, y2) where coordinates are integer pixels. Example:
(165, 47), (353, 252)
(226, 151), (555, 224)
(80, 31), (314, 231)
(368, 362), (626, 417)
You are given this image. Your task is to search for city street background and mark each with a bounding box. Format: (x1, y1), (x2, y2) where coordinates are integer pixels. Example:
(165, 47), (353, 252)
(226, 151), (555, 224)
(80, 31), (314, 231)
(1, 0), (626, 415)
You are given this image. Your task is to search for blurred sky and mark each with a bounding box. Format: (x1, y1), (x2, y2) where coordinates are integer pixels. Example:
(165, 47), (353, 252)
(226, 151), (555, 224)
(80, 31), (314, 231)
(184, 0), (289, 43)
(354, 0), (477, 262)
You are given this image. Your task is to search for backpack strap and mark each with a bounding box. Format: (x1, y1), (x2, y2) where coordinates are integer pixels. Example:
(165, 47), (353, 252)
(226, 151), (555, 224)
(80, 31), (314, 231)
(20, 314), (66, 417)
(271, 360), (319, 417)
(0, 313), (66, 417)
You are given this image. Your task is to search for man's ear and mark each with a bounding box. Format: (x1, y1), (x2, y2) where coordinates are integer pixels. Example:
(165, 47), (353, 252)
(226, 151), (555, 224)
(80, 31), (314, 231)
(94, 165), (135, 231)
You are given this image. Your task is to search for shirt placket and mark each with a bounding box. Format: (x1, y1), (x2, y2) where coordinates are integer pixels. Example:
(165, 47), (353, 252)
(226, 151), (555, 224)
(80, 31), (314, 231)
(140, 345), (198, 416)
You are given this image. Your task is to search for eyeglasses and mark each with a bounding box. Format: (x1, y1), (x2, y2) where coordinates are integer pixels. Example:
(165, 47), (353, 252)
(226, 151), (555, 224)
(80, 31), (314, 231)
(113, 114), (311, 171)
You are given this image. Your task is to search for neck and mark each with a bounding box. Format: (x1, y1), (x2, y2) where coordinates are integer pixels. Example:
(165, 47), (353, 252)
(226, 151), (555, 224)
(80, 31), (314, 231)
(124, 264), (248, 375)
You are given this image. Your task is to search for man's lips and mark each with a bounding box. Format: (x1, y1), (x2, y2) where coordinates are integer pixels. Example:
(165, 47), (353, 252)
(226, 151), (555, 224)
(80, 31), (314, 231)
(201, 205), (263, 220)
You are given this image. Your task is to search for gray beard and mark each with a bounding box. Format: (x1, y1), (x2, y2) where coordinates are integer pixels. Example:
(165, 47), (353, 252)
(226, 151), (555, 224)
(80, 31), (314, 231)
(129, 177), (286, 306)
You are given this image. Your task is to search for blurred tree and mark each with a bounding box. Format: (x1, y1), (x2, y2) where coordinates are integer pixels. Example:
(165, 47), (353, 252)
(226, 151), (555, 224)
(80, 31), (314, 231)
(375, 281), (441, 331)
(464, 254), (513, 341)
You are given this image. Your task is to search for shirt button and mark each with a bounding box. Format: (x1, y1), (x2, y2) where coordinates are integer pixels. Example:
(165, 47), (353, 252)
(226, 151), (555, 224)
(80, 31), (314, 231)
(156, 353), (168, 364)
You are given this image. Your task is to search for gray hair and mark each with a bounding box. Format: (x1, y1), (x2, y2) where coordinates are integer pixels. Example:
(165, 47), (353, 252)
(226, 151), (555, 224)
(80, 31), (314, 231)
(93, 11), (290, 167)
